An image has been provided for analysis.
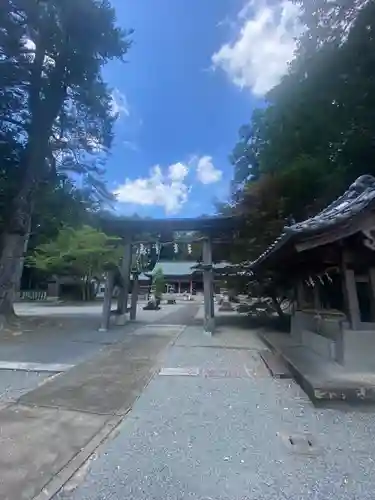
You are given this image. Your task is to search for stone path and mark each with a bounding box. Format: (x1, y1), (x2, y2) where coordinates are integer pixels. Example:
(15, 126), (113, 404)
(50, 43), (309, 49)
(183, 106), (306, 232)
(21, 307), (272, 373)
(0, 321), (186, 500)
(154, 304), (200, 325)
(54, 324), (375, 500)
(0, 303), (191, 405)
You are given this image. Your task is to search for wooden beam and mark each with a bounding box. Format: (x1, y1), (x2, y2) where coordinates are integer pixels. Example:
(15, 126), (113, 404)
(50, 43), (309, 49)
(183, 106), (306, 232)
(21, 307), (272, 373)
(341, 248), (361, 330)
(295, 213), (375, 253)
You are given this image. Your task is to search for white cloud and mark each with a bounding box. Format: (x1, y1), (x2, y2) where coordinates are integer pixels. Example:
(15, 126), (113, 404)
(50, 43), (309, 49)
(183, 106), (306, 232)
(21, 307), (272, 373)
(196, 156), (222, 184)
(115, 163), (190, 214)
(110, 88), (130, 117)
(212, 0), (303, 96)
(168, 162), (188, 182)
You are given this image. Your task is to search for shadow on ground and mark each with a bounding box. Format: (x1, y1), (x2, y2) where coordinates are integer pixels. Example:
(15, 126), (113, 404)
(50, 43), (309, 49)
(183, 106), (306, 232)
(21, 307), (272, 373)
(189, 312), (290, 331)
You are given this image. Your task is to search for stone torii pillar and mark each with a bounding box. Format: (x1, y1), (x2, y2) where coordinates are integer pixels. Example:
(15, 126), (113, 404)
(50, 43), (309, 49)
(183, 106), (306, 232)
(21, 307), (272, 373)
(116, 235), (132, 325)
(130, 271), (140, 320)
(99, 269), (115, 332)
(203, 237), (215, 334)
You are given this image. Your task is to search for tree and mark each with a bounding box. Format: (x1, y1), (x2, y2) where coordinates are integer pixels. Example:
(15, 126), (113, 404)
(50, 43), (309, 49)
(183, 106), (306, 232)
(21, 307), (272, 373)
(152, 268), (165, 300)
(221, 0), (375, 308)
(20, 174), (103, 290)
(0, 0), (131, 316)
(28, 225), (122, 300)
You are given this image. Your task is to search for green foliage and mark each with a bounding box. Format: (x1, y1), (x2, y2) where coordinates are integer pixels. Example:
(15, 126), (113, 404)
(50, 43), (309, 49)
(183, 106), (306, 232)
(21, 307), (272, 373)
(152, 267), (165, 299)
(223, 0), (375, 298)
(0, 0), (131, 311)
(1, 0), (132, 197)
(28, 226), (122, 299)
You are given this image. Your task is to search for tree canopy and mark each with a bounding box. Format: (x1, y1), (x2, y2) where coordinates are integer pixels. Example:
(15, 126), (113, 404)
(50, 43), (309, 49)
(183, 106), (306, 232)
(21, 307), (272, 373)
(0, 0), (131, 314)
(223, 0), (375, 269)
(28, 225), (122, 300)
(152, 267), (165, 299)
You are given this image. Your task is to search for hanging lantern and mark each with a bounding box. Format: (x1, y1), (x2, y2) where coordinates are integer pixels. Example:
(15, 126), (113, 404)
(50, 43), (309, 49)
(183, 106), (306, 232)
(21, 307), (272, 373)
(187, 243), (192, 254)
(173, 243), (178, 253)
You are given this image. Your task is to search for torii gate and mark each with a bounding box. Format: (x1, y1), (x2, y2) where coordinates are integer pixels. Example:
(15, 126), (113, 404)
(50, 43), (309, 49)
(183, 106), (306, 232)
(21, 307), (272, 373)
(98, 216), (242, 334)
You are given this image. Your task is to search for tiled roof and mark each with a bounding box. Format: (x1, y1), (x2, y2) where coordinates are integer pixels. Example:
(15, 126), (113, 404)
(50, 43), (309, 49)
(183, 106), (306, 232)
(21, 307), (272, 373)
(251, 175), (375, 269)
(191, 261), (235, 271)
(150, 261), (196, 276)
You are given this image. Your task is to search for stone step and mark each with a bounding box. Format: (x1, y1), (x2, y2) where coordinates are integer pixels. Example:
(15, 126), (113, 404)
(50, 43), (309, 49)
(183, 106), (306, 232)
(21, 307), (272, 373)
(260, 350), (292, 379)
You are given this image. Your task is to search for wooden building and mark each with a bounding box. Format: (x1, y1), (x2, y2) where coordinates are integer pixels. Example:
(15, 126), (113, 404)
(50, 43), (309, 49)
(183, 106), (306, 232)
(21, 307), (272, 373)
(251, 175), (375, 371)
(145, 261), (197, 294)
(145, 261), (232, 294)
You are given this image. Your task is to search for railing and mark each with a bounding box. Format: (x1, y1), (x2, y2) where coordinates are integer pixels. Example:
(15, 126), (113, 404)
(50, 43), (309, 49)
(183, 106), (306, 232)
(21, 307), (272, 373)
(19, 290), (47, 301)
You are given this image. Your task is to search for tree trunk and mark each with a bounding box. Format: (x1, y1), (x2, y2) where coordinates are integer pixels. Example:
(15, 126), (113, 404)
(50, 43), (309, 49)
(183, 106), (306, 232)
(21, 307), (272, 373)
(81, 279), (86, 302)
(0, 44), (68, 320)
(0, 182), (33, 320)
(0, 230), (30, 319)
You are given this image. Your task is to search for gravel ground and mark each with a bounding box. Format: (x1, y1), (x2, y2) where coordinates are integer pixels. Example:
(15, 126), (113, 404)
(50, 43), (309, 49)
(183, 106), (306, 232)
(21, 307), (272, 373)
(55, 326), (375, 500)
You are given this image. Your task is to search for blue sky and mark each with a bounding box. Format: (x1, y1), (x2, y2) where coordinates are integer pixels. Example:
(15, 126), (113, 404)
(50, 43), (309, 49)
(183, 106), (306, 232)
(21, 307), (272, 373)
(104, 0), (302, 217)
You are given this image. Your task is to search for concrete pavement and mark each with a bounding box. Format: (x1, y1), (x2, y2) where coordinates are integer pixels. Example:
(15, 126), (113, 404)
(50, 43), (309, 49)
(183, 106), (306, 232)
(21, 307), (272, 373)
(54, 320), (375, 500)
(0, 303), (196, 406)
(0, 304), (198, 500)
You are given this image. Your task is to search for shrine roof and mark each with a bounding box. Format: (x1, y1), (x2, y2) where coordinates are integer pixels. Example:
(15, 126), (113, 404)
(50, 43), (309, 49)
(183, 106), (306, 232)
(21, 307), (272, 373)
(251, 175), (375, 271)
(145, 261), (233, 277)
(150, 261), (196, 277)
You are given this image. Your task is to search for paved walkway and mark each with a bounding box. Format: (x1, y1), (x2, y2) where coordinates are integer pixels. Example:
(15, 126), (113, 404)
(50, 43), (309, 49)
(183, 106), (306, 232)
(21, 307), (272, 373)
(54, 323), (375, 500)
(0, 319), (187, 500)
(0, 303), (195, 404)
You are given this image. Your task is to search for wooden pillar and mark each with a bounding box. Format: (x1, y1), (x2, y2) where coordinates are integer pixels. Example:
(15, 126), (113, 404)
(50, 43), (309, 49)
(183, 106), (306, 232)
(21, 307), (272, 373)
(296, 280), (305, 309)
(99, 270), (114, 331)
(203, 238), (214, 334)
(343, 268), (361, 329)
(130, 274), (139, 320)
(313, 284), (320, 310)
(368, 268), (375, 321)
(117, 237), (132, 316)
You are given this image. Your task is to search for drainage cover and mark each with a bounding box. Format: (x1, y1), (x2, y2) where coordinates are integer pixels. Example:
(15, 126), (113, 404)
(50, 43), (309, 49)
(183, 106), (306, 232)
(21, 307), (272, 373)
(202, 368), (249, 378)
(280, 433), (319, 455)
(159, 367), (199, 376)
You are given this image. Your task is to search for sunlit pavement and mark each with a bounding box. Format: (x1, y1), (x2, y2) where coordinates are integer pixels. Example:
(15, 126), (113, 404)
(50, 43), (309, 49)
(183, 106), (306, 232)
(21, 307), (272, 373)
(0, 310), (195, 500)
(0, 302), (197, 403)
(54, 317), (375, 500)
